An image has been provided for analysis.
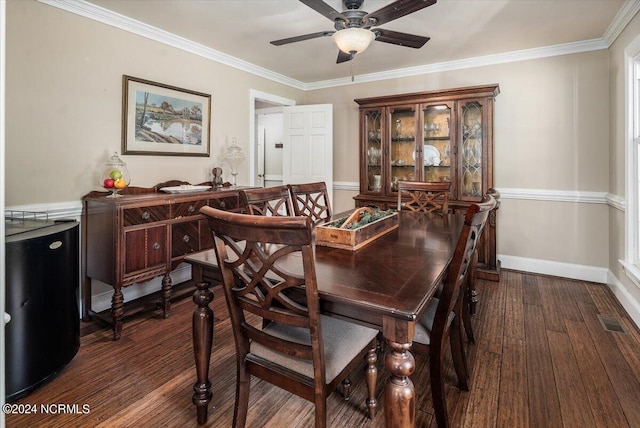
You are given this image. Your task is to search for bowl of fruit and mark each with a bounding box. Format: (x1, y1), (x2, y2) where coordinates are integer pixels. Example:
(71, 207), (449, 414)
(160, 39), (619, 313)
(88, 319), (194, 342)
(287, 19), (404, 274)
(100, 152), (131, 198)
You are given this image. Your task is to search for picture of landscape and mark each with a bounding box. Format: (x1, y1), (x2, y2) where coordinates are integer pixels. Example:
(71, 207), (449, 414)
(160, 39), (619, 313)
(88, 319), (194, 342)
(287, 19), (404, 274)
(122, 75), (210, 156)
(135, 90), (203, 146)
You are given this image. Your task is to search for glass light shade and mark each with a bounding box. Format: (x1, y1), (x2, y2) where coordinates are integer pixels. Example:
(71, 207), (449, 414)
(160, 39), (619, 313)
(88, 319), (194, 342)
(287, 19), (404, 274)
(332, 28), (375, 54)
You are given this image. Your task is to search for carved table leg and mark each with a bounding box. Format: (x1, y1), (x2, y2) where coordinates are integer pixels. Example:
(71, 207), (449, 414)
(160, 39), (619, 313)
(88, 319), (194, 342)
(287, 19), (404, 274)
(160, 273), (172, 318)
(192, 281), (214, 425)
(384, 341), (416, 428)
(111, 287), (124, 340)
(365, 343), (378, 419)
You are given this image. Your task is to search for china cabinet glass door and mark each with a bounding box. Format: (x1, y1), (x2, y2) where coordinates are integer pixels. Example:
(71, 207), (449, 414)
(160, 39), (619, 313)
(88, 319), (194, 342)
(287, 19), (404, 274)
(364, 109), (383, 193)
(390, 106), (417, 192)
(422, 103), (452, 186)
(460, 100), (484, 199)
(355, 84), (499, 279)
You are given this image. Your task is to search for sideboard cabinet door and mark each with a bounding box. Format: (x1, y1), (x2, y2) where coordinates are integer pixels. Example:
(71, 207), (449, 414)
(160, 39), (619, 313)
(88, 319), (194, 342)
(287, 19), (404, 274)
(123, 225), (167, 276)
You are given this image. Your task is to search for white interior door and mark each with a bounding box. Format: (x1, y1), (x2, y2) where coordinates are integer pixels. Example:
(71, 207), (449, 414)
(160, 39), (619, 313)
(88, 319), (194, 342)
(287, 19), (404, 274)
(282, 104), (333, 203)
(257, 124), (265, 187)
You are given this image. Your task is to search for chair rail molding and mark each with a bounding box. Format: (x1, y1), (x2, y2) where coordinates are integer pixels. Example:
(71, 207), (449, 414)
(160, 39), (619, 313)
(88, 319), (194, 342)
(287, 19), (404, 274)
(4, 187), (622, 218)
(498, 187), (609, 204)
(335, 184), (623, 209)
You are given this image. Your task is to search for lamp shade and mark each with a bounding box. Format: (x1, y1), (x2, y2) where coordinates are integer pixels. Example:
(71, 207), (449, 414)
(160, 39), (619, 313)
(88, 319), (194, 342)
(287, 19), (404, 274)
(332, 28), (375, 54)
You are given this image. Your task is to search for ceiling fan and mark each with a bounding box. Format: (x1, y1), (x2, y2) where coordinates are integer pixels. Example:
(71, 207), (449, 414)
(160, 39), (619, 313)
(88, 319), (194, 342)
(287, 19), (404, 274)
(270, 0), (436, 64)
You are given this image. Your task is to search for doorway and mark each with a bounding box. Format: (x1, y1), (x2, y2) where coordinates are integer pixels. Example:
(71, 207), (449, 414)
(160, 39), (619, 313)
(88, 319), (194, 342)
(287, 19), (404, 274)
(249, 90), (296, 187)
(249, 90), (334, 204)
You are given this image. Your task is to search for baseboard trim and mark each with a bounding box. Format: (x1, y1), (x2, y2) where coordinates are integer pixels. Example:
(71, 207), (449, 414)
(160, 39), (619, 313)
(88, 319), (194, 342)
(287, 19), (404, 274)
(499, 254), (609, 283)
(607, 271), (640, 329)
(91, 264), (192, 313)
(500, 254), (640, 329)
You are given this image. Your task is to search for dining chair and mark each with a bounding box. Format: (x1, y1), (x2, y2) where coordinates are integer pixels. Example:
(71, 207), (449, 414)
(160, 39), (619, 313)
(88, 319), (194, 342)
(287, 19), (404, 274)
(462, 187), (501, 344)
(411, 193), (497, 428)
(200, 207), (380, 428)
(397, 181), (450, 214)
(288, 182), (332, 223)
(240, 185), (294, 216)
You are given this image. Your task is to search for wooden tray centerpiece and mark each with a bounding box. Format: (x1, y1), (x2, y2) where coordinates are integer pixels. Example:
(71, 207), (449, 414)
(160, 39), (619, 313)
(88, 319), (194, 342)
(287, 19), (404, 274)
(315, 207), (399, 251)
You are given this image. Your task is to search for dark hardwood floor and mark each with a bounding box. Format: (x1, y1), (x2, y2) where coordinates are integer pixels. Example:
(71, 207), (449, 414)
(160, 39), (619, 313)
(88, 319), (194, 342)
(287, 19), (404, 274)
(7, 270), (640, 427)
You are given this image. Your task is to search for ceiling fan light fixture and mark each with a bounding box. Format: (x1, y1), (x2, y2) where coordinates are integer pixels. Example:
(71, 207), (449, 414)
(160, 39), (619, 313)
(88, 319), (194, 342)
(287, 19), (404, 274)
(332, 28), (375, 55)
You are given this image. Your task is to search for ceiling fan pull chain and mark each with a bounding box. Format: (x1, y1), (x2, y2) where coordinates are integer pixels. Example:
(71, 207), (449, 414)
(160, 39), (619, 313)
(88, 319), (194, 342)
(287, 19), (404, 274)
(350, 51), (356, 82)
(350, 57), (354, 82)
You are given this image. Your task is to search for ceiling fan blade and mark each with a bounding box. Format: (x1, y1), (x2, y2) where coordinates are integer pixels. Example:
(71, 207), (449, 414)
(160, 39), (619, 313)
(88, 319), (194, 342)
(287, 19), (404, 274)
(365, 0), (437, 26)
(337, 50), (353, 63)
(300, 0), (346, 22)
(271, 31), (335, 46)
(374, 28), (430, 49)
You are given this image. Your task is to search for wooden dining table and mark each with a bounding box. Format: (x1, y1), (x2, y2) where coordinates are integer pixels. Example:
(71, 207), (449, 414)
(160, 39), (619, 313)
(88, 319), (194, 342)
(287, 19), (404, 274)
(186, 210), (464, 428)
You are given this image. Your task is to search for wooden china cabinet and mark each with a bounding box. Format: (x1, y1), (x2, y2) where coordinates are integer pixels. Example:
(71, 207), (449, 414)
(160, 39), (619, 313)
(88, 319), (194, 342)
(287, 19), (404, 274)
(354, 84), (501, 280)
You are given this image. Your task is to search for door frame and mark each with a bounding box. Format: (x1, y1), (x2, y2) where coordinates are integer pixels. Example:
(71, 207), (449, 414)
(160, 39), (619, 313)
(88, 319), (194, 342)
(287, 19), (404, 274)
(249, 90), (296, 187)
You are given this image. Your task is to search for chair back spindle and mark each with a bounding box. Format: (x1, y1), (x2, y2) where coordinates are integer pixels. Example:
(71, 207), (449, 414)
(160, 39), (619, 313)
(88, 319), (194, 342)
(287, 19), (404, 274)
(240, 185), (294, 217)
(288, 182), (332, 223)
(397, 181), (450, 214)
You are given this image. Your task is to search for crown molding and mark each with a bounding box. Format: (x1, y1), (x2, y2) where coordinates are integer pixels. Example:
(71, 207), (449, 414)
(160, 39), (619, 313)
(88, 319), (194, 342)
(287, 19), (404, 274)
(34, 0), (636, 92)
(307, 39), (609, 90)
(37, 0), (308, 90)
(603, 0), (640, 46)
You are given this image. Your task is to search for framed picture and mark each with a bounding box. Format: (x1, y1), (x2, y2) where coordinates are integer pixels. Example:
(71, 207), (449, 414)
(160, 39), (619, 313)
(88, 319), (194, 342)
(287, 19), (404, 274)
(122, 75), (211, 156)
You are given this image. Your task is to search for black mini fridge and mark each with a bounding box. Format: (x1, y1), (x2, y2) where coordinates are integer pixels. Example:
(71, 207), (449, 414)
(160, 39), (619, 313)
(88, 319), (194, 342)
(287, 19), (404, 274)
(5, 216), (80, 401)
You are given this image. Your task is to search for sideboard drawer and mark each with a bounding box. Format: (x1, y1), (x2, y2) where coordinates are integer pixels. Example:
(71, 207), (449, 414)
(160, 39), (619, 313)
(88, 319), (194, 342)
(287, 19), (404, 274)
(171, 220), (201, 258)
(209, 196), (238, 212)
(124, 205), (169, 226)
(173, 200), (207, 219)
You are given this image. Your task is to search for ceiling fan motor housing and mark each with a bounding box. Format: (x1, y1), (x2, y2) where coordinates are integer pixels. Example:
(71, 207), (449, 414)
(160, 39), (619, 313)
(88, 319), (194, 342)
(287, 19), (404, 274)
(335, 10), (368, 29)
(343, 0), (364, 10)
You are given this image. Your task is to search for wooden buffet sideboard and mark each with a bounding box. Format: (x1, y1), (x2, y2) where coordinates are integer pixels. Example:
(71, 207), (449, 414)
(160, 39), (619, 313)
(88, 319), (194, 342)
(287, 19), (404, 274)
(81, 181), (245, 339)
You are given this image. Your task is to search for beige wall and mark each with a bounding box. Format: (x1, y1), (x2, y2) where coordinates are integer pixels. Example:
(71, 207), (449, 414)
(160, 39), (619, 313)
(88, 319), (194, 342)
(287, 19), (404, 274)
(5, 1), (305, 206)
(5, 1), (629, 274)
(308, 51), (611, 267)
(608, 12), (640, 306)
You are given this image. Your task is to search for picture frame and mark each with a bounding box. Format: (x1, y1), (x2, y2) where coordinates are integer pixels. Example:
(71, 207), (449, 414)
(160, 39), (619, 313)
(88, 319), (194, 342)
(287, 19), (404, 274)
(122, 75), (211, 156)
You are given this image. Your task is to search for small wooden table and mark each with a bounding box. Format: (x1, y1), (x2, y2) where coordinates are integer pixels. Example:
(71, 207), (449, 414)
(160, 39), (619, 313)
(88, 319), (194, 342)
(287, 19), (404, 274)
(186, 210), (464, 427)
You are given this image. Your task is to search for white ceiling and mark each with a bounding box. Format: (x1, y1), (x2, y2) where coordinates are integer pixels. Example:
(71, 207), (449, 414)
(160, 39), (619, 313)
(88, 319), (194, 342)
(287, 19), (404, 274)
(83, 0), (630, 85)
